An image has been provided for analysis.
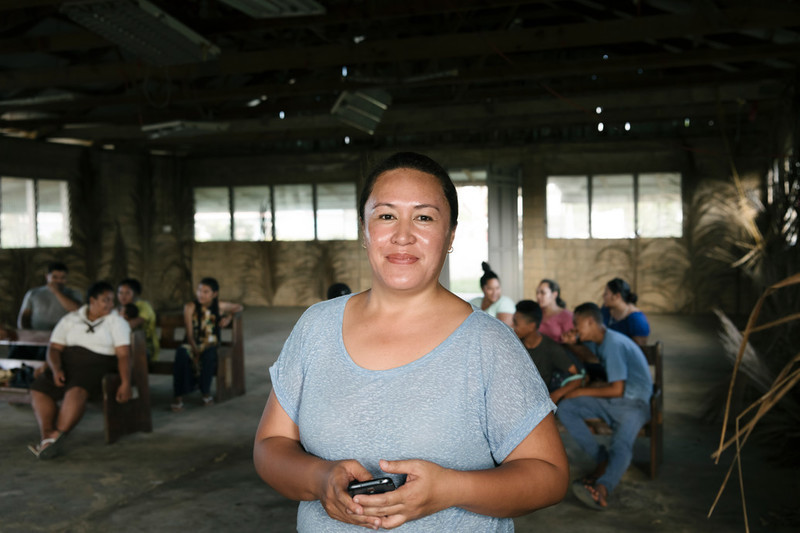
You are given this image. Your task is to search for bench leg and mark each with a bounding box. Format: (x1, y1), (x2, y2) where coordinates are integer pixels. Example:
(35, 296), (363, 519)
(102, 374), (153, 444)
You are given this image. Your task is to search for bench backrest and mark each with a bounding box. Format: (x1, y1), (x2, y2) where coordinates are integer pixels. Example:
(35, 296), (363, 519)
(640, 341), (663, 391)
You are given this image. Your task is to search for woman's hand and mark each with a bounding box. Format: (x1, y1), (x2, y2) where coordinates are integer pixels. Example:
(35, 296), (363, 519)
(219, 313), (233, 328)
(354, 459), (454, 529)
(52, 369), (66, 387)
(317, 460), (383, 530)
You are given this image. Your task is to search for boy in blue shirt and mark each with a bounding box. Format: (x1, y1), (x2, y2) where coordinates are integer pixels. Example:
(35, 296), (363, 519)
(557, 302), (652, 510)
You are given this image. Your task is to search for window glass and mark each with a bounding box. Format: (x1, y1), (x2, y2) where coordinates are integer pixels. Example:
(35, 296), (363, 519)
(233, 186), (272, 241)
(638, 172), (683, 237)
(546, 176), (589, 238)
(592, 174), (635, 238)
(1, 177), (36, 248)
(37, 180), (71, 247)
(274, 184), (314, 240)
(316, 183), (357, 240)
(194, 187), (231, 242)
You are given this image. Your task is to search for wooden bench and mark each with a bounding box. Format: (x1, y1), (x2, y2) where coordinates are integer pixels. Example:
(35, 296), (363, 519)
(0, 330), (152, 445)
(584, 341), (664, 479)
(149, 311), (245, 403)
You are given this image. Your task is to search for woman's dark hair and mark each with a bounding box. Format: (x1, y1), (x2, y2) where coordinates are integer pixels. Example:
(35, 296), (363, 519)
(607, 277), (638, 304)
(118, 278), (142, 295)
(326, 282), (351, 300)
(515, 299), (542, 328)
(358, 152), (458, 229)
(479, 261), (500, 288)
(540, 279), (566, 308)
(86, 281), (114, 303)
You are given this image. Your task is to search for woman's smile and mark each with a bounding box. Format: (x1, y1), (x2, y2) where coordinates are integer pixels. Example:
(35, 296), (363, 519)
(387, 253), (418, 264)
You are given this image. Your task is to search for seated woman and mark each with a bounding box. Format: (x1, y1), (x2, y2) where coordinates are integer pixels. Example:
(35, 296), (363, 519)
(117, 278), (159, 362)
(171, 277), (243, 412)
(470, 262), (515, 326)
(536, 279), (573, 342)
(28, 281), (132, 459)
(601, 277), (650, 347)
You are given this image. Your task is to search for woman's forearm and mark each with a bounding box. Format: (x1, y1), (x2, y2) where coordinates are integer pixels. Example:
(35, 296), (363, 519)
(254, 435), (330, 501)
(449, 457), (567, 517)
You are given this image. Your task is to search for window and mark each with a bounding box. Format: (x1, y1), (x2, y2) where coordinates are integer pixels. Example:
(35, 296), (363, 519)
(233, 186), (272, 241)
(546, 172), (682, 238)
(274, 184), (314, 241)
(1, 177), (71, 248)
(194, 187), (231, 242)
(193, 183), (357, 242)
(316, 183), (358, 240)
(546, 176), (589, 239)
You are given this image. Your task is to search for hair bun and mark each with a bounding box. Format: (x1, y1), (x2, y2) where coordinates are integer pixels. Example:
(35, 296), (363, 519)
(481, 261), (492, 272)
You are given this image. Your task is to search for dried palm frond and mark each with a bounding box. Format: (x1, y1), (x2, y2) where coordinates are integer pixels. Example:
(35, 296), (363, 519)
(708, 273), (800, 532)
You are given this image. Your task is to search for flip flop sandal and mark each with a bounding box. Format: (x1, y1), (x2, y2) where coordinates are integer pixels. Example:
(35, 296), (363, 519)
(202, 396), (214, 406)
(571, 479), (608, 511)
(28, 432), (65, 460)
(170, 401), (184, 412)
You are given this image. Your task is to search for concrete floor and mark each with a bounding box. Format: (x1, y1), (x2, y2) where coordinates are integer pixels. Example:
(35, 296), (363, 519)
(1, 308), (797, 533)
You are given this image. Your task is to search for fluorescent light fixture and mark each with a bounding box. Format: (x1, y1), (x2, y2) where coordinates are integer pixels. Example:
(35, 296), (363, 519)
(141, 120), (230, 139)
(61, 0), (220, 66)
(0, 92), (75, 108)
(218, 0), (325, 18)
(330, 89), (391, 135)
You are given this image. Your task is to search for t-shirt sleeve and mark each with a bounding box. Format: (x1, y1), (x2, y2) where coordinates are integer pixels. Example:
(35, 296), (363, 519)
(269, 311), (313, 424)
(627, 312), (651, 338)
(496, 296), (516, 315)
(602, 347), (628, 383)
(20, 290), (34, 313)
(481, 322), (556, 463)
(111, 315), (132, 347)
(49, 313), (70, 345)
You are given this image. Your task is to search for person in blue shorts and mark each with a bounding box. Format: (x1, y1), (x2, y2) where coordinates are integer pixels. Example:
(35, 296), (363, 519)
(557, 302), (653, 511)
(254, 152), (568, 532)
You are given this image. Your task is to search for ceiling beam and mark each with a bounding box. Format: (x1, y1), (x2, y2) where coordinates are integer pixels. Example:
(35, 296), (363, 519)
(1, 6), (798, 90)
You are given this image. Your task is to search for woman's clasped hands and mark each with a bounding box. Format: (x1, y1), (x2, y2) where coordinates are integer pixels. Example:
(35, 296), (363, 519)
(322, 458), (454, 530)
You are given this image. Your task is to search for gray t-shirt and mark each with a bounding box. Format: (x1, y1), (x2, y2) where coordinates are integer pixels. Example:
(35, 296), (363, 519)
(270, 295), (555, 532)
(20, 285), (83, 330)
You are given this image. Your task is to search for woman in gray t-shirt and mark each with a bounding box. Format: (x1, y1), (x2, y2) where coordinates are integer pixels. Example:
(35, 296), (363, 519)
(254, 153), (568, 532)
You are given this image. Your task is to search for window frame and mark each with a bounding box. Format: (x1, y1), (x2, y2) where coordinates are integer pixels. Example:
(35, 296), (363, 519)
(545, 171), (682, 239)
(192, 182), (359, 242)
(0, 176), (72, 249)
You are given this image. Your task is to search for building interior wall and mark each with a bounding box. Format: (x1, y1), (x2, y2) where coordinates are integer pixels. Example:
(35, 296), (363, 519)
(0, 132), (781, 325)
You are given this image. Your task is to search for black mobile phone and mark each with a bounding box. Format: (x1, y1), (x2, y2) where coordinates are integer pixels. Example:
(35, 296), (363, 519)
(347, 477), (396, 497)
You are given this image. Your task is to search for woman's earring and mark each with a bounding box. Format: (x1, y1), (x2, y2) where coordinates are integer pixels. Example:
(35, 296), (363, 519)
(361, 242), (367, 249)
(448, 246), (454, 253)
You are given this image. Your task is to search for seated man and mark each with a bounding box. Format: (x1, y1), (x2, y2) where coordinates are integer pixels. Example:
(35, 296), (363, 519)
(513, 300), (584, 403)
(557, 302), (653, 510)
(13, 262), (82, 360)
